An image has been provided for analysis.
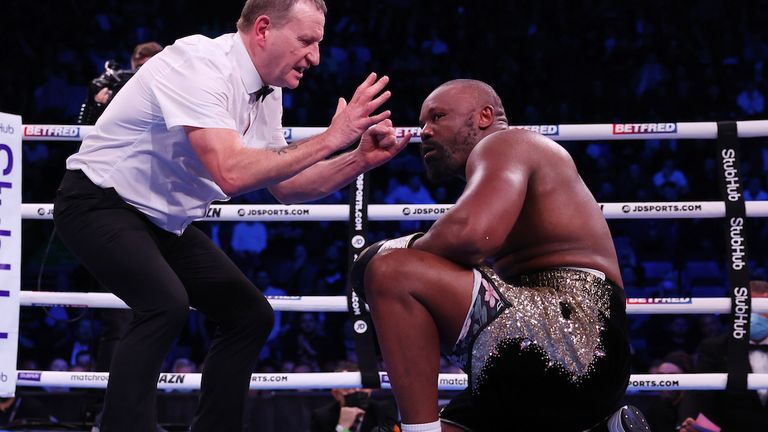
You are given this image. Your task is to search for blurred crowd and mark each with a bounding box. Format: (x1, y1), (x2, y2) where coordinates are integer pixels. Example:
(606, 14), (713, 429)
(3, 0), (768, 394)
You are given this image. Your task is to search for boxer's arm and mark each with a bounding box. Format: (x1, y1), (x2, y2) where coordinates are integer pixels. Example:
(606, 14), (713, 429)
(413, 131), (531, 266)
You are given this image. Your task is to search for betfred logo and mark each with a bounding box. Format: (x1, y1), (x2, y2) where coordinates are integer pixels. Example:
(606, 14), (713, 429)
(514, 125), (560, 136)
(396, 127), (421, 138)
(627, 298), (692, 304)
(24, 125), (80, 138)
(612, 123), (677, 134)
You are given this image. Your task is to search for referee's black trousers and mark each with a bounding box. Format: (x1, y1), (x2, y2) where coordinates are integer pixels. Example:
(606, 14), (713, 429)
(53, 169), (274, 432)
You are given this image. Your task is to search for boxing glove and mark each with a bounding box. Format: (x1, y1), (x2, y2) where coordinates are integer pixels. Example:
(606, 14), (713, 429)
(350, 232), (424, 302)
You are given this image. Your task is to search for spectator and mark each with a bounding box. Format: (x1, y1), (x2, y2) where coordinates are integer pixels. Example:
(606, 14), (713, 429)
(745, 177), (768, 201)
(316, 242), (346, 295)
(697, 315), (726, 340)
(653, 159), (689, 199)
(44, 358), (71, 393)
(646, 315), (699, 360)
(309, 362), (399, 432)
(736, 82), (765, 116)
(280, 312), (340, 371)
(278, 244), (321, 295)
(68, 319), (95, 368)
(230, 220), (269, 269)
(172, 357), (197, 374)
(645, 351), (692, 431)
(678, 280), (768, 431)
(78, 42), (163, 125)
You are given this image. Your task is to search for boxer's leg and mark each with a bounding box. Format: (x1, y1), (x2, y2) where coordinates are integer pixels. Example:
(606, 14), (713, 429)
(363, 248), (474, 425)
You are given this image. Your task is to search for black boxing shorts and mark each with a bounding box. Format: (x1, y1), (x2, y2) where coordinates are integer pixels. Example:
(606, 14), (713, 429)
(440, 267), (631, 431)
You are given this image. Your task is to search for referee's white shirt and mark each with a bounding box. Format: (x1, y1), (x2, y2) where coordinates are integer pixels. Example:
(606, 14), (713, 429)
(67, 32), (287, 234)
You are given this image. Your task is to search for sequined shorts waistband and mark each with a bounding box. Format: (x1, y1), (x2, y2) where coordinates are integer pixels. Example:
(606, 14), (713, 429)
(505, 267), (617, 294)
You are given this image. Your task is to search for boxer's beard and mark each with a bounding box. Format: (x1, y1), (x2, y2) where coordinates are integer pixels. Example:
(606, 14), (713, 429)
(424, 121), (475, 184)
(424, 160), (445, 184)
(422, 141), (454, 183)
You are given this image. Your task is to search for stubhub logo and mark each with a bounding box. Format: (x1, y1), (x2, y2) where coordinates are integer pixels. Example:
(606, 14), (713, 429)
(613, 123), (677, 134)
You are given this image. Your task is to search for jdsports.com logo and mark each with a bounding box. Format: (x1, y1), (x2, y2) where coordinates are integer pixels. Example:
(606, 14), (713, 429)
(622, 204), (703, 213)
(238, 208), (246, 216)
(351, 235), (366, 248)
(354, 320), (368, 334)
(401, 207), (448, 216)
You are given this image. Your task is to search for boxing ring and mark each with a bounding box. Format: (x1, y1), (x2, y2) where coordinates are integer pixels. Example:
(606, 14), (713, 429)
(2, 117), (768, 398)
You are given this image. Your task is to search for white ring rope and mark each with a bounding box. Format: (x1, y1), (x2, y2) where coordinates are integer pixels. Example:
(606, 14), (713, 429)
(17, 291), (768, 315)
(20, 201), (768, 221)
(13, 370), (768, 392)
(20, 120), (768, 142)
(11, 119), (768, 394)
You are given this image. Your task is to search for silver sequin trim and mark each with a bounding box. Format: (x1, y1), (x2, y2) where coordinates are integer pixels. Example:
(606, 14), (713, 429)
(471, 267), (613, 392)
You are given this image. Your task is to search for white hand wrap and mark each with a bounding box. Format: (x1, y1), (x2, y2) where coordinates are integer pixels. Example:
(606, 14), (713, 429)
(378, 232), (424, 252)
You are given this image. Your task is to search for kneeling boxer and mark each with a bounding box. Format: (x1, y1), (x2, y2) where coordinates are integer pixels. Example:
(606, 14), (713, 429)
(352, 79), (650, 432)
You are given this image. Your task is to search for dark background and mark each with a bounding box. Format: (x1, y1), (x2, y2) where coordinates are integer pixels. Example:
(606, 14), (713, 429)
(1, 1), (768, 429)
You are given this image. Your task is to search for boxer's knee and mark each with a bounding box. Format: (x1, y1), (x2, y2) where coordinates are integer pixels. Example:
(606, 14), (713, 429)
(364, 249), (419, 300)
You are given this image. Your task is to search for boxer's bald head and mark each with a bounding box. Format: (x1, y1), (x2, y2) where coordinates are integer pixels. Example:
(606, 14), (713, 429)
(433, 79), (507, 125)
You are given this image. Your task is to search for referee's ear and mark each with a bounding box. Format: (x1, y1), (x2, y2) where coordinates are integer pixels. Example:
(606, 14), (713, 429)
(250, 15), (272, 48)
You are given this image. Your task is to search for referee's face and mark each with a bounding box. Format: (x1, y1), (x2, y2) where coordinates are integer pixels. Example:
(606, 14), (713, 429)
(265, 1), (324, 88)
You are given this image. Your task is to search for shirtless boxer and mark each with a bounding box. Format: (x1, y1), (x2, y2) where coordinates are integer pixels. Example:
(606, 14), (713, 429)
(352, 79), (650, 431)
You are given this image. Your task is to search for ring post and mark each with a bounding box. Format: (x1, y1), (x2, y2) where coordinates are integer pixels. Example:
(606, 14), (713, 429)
(716, 121), (752, 394)
(0, 112), (22, 397)
(346, 172), (381, 388)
